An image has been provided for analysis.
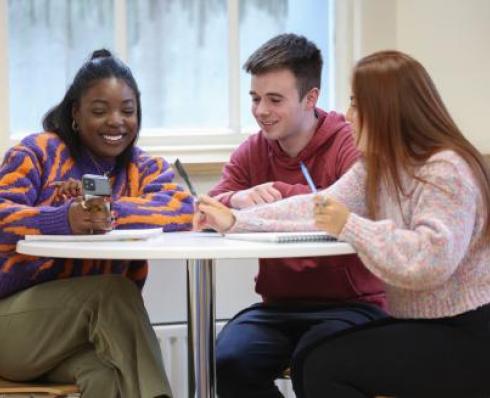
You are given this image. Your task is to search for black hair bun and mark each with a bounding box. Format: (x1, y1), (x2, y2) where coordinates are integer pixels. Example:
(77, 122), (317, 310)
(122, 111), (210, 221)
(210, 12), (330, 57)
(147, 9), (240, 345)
(90, 49), (112, 60)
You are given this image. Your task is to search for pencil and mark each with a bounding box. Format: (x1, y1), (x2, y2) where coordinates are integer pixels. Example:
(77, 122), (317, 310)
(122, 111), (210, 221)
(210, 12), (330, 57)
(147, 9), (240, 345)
(300, 161), (317, 193)
(48, 181), (64, 187)
(174, 159), (198, 197)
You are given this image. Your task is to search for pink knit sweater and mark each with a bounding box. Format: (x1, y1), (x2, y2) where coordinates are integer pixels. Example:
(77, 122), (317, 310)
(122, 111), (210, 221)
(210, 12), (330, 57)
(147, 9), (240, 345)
(231, 150), (490, 319)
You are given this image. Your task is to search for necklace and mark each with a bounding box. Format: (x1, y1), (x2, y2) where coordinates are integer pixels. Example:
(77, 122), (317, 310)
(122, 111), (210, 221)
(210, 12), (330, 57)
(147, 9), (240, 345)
(86, 150), (114, 177)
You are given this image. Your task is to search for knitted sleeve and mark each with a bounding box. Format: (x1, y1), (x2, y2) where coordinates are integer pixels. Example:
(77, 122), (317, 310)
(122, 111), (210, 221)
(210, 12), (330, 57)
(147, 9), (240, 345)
(112, 151), (194, 231)
(230, 191), (317, 232)
(339, 156), (479, 290)
(327, 161), (368, 217)
(0, 146), (72, 242)
(0, 146), (72, 278)
(231, 161), (367, 232)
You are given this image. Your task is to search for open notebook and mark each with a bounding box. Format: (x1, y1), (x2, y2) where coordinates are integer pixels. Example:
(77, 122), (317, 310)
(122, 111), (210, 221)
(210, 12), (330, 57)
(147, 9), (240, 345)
(224, 231), (336, 243)
(25, 228), (163, 242)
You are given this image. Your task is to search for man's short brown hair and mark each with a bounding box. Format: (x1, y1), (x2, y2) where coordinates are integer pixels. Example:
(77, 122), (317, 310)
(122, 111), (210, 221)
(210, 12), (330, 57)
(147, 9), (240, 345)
(243, 33), (322, 99)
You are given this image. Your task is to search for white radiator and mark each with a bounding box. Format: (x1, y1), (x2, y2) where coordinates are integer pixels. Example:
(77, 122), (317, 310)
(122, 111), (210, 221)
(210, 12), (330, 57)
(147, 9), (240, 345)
(154, 323), (295, 397)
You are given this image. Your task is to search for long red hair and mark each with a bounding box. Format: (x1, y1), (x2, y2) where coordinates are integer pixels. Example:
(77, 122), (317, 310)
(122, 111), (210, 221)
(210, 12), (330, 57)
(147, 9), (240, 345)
(352, 50), (490, 239)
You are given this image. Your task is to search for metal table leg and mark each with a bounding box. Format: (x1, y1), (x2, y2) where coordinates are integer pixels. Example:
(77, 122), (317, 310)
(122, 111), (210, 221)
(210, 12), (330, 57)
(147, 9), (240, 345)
(187, 259), (216, 398)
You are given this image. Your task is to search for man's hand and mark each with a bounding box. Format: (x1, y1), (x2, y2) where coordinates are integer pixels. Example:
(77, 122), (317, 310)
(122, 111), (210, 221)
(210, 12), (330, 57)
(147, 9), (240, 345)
(68, 197), (112, 235)
(230, 182), (282, 209)
(194, 195), (236, 233)
(313, 195), (350, 238)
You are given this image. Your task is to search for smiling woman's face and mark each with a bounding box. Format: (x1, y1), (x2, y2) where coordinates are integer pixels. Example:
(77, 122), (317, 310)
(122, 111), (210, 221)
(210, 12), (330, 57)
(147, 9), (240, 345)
(72, 77), (138, 161)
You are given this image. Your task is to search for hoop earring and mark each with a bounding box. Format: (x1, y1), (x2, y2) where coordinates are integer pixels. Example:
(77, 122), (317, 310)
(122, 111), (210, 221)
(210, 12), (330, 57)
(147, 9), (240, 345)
(72, 120), (79, 132)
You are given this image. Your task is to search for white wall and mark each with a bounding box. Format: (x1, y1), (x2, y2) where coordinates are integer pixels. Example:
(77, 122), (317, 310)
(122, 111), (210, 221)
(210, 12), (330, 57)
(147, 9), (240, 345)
(333, 0), (397, 112)
(396, 0), (490, 153)
(351, 0), (490, 153)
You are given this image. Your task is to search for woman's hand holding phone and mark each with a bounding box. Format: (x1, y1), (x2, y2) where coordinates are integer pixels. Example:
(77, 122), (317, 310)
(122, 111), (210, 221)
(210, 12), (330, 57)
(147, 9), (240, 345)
(66, 174), (113, 234)
(68, 197), (112, 235)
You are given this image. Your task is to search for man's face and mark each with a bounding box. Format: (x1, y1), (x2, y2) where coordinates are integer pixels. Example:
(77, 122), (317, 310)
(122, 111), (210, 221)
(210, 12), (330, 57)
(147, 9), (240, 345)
(250, 69), (312, 144)
(72, 77), (139, 161)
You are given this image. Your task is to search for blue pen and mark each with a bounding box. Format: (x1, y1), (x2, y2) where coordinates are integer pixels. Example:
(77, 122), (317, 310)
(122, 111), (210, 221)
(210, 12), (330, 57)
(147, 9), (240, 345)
(300, 161), (317, 193)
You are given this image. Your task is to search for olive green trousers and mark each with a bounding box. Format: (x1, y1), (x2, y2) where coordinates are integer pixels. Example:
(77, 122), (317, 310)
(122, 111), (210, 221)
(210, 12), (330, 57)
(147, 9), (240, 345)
(0, 275), (172, 398)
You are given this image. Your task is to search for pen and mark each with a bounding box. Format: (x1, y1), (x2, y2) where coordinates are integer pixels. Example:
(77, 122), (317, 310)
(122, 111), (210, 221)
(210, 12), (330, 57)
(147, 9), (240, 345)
(174, 159), (217, 233)
(49, 181), (64, 187)
(300, 161), (317, 193)
(174, 158), (198, 197)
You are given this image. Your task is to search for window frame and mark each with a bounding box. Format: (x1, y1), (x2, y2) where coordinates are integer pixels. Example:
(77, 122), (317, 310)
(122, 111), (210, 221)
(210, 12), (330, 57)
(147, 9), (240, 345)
(0, 0), (357, 164)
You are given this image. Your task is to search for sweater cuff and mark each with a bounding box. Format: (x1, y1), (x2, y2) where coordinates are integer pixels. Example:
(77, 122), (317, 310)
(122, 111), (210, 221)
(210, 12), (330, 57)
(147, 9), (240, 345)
(228, 209), (243, 232)
(339, 212), (377, 252)
(37, 202), (72, 235)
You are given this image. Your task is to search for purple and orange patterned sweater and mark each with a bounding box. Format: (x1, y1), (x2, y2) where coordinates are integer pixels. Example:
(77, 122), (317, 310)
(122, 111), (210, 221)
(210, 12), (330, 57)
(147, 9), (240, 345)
(0, 132), (194, 298)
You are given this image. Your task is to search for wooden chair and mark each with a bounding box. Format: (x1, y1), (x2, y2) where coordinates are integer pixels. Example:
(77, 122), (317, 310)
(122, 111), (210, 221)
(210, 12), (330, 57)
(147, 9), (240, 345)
(0, 377), (80, 398)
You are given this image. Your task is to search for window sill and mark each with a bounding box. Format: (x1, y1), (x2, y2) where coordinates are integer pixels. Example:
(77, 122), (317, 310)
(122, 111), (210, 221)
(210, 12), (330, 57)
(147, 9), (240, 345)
(137, 130), (247, 174)
(140, 143), (234, 175)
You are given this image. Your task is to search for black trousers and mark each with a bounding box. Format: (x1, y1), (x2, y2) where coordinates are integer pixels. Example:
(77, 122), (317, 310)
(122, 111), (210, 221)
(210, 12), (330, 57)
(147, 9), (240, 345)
(291, 303), (490, 398)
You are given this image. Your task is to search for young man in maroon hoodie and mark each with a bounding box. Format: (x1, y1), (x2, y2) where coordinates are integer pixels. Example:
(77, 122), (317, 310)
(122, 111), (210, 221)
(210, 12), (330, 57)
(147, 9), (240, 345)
(209, 34), (387, 398)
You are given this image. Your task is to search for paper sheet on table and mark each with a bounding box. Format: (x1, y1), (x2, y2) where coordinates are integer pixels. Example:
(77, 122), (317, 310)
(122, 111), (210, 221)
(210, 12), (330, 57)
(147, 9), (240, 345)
(25, 228), (163, 242)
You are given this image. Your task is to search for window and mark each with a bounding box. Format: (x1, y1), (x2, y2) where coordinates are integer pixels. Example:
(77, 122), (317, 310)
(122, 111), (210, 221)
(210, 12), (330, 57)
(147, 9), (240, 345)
(2, 0), (335, 159)
(127, 0), (228, 130)
(7, 0), (114, 136)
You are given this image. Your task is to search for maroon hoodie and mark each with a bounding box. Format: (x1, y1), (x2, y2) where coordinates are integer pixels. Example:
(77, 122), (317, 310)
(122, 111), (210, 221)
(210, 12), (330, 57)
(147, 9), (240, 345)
(209, 109), (386, 308)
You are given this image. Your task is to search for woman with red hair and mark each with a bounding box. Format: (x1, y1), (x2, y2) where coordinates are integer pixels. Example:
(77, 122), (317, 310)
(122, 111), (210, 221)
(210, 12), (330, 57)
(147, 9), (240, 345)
(196, 50), (490, 397)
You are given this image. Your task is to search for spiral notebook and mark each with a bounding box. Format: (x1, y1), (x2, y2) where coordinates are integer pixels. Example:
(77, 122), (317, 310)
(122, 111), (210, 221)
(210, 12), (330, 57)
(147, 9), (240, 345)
(224, 232), (336, 243)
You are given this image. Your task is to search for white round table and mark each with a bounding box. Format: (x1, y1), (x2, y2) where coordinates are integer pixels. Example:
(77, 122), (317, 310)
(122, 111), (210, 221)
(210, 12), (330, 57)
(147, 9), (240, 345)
(17, 231), (355, 398)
